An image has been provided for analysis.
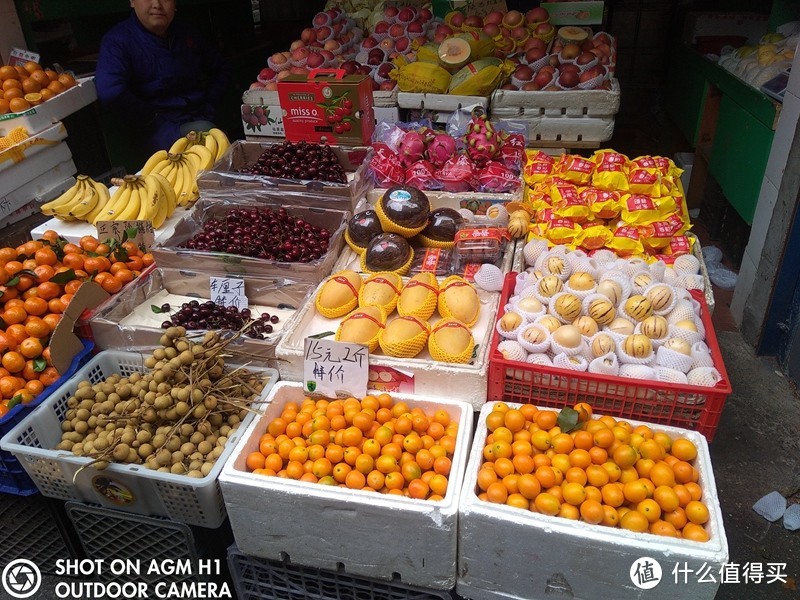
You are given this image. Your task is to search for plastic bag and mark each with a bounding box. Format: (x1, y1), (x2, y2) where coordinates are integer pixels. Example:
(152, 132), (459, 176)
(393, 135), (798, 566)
(703, 245), (738, 290)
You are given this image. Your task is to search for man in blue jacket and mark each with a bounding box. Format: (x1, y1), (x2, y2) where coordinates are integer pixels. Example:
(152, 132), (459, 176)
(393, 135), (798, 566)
(96, 0), (231, 153)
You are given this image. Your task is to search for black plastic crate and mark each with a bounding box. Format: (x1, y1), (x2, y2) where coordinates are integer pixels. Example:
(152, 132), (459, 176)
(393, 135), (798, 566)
(227, 545), (455, 600)
(0, 493), (81, 574)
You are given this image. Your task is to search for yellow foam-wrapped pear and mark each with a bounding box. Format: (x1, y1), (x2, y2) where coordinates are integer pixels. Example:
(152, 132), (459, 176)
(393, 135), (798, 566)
(315, 270), (363, 319)
(378, 315), (430, 358)
(438, 275), (480, 327)
(397, 272), (440, 320)
(336, 305), (387, 353)
(428, 318), (475, 364)
(358, 272), (403, 314)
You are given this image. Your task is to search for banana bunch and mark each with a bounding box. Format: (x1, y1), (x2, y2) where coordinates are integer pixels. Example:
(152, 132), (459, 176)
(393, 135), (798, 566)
(140, 150), (204, 206)
(168, 127), (230, 163)
(40, 175), (111, 222)
(94, 174), (178, 228)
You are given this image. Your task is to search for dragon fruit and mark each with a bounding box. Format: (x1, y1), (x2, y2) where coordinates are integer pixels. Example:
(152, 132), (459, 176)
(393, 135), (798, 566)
(417, 126), (438, 145)
(477, 161), (520, 193)
(436, 155), (477, 192)
(463, 114), (501, 167)
(499, 132), (526, 171)
(405, 160), (441, 190)
(426, 134), (457, 168)
(398, 130), (426, 167)
(369, 142), (405, 186)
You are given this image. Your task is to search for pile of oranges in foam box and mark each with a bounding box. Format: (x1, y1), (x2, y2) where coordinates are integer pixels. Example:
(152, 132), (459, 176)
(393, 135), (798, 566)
(0, 62), (79, 116)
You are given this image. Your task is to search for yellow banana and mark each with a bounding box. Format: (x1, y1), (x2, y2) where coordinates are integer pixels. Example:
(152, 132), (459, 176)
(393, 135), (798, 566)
(116, 178), (145, 221)
(177, 156), (196, 206)
(41, 178), (84, 215)
(141, 149), (169, 176)
(69, 186), (99, 218)
(150, 172), (177, 217)
(96, 181), (133, 224)
(181, 149), (202, 172)
(54, 177), (94, 217)
(146, 174), (169, 228)
(203, 132), (218, 160)
(169, 136), (191, 154)
(207, 128), (229, 161)
(84, 179), (111, 224)
(186, 143), (215, 170)
(173, 159), (186, 206)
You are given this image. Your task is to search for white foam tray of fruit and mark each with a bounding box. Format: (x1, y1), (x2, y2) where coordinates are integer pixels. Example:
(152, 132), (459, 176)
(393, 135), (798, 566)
(275, 277), (500, 410)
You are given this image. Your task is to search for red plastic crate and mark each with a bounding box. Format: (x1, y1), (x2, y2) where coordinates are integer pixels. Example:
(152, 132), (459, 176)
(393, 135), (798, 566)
(487, 273), (732, 441)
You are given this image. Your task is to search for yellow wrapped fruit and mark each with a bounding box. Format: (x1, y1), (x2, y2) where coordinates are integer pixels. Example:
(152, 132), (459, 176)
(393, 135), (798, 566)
(448, 58), (513, 96)
(316, 270), (363, 319)
(358, 272), (403, 314)
(416, 42), (441, 64)
(456, 32), (496, 59)
(438, 275), (480, 327)
(378, 315), (430, 358)
(397, 272), (440, 320)
(336, 305), (387, 353)
(428, 318), (475, 364)
(391, 61), (452, 94)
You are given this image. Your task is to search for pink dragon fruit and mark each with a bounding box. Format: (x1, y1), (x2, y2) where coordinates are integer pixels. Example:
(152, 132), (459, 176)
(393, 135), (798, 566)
(477, 161), (521, 193)
(369, 142), (405, 186)
(405, 160), (441, 190)
(436, 155), (478, 192)
(463, 114), (501, 167)
(398, 130), (426, 167)
(426, 133), (457, 168)
(417, 126), (438, 145)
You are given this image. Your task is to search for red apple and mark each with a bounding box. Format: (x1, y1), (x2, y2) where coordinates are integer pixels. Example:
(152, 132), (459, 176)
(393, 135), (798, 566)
(407, 21), (424, 34)
(548, 55), (560, 67)
(301, 28), (316, 44)
(357, 65), (372, 76)
(333, 22), (344, 36)
(277, 71), (292, 81)
(534, 22), (554, 36)
(306, 53), (325, 69)
(581, 39), (595, 53)
(398, 7), (416, 23)
(290, 67), (307, 75)
(270, 53), (287, 65)
(434, 32), (449, 44)
(377, 62), (394, 79)
(258, 68), (276, 80)
(320, 50), (335, 61)
(316, 26), (333, 42)
(324, 39), (341, 52)
(418, 8), (432, 23)
(525, 7), (549, 25)
(484, 11), (504, 26)
(483, 23), (501, 37)
(596, 80), (612, 90)
(374, 21), (389, 34)
(501, 83), (516, 90)
(525, 48), (547, 64)
(560, 63), (580, 75)
(341, 60), (359, 75)
(502, 10), (524, 29)
(395, 37), (410, 52)
(326, 9), (339, 21)
(496, 36), (516, 54)
(465, 15), (483, 28)
(448, 11), (465, 28)
(435, 24), (453, 36)
(533, 67), (555, 87)
(524, 38), (547, 52)
(384, 6), (398, 19)
(558, 70), (579, 88)
(361, 37), (378, 49)
(371, 79), (380, 90)
(577, 52), (596, 65)
(510, 26), (529, 42)
(514, 65), (534, 81)
(388, 23), (404, 38)
(379, 80), (397, 91)
(368, 48), (386, 65)
(291, 47), (309, 62)
(522, 81), (542, 91)
(380, 38), (395, 51)
(312, 12), (329, 27)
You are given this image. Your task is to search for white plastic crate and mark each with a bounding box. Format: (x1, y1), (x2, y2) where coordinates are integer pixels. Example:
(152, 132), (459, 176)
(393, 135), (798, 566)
(227, 545), (454, 600)
(0, 350), (278, 528)
(457, 402), (729, 600)
(219, 382), (473, 590)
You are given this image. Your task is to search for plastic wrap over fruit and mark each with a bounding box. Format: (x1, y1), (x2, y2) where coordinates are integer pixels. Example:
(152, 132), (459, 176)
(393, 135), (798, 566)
(369, 142), (405, 187)
(476, 161), (520, 193)
(578, 224), (614, 251)
(390, 61), (451, 93)
(436, 154), (478, 192)
(404, 160), (442, 190)
(551, 182), (590, 222)
(426, 133), (457, 168)
(543, 217), (582, 247)
(581, 187), (621, 220)
(500, 132), (526, 171)
(638, 215), (685, 252)
(607, 224), (645, 256)
(448, 58), (513, 95)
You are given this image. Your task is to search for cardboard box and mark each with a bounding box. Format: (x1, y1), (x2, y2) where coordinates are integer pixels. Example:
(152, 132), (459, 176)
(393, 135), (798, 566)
(219, 382), (474, 589)
(274, 276), (500, 409)
(151, 194), (349, 285)
(541, 2), (605, 26)
(0, 122), (68, 174)
(0, 78), (97, 137)
(85, 267), (313, 362)
(241, 104), (284, 139)
(278, 70), (375, 146)
(457, 402), (729, 600)
(197, 140), (372, 212)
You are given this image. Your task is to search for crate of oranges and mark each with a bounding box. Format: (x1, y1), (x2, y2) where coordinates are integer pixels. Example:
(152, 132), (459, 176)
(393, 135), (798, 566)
(219, 382), (474, 590)
(0, 61), (95, 137)
(0, 230), (152, 494)
(457, 401), (728, 600)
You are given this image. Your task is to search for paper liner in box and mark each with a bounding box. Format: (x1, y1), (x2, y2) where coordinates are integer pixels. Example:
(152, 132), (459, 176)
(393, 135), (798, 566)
(687, 367), (723, 388)
(588, 352), (620, 376)
(513, 272), (529, 296)
(655, 366), (689, 384)
(336, 308), (385, 353)
(526, 353), (552, 365)
(616, 342), (655, 366)
(497, 340), (527, 362)
(643, 283), (678, 316)
(516, 323), (550, 354)
(359, 250), (413, 277)
(656, 345), (695, 373)
(552, 352), (589, 372)
(576, 66), (609, 90)
(289, 56), (309, 68)
(378, 317), (430, 358)
(618, 363), (656, 380)
(691, 342), (715, 369)
(525, 54), (551, 72)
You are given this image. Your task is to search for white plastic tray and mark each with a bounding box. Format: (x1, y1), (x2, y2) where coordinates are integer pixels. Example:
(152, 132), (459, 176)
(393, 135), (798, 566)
(0, 350), (278, 528)
(220, 381), (473, 589)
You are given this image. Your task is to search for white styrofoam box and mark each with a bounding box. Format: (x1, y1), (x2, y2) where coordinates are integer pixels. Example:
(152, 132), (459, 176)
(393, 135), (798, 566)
(0, 77), (97, 137)
(457, 402), (729, 600)
(219, 382), (473, 589)
(0, 173), (73, 228)
(398, 92), (489, 113)
(0, 121), (68, 174)
(674, 152), (694, 195)
(490, 109), (615, 144)
(0, 350), (279, 528)
(243, 87), (398, 109)
(275, 279), (499, 409)
(0, 155), (76, 224)
(0, 140), (72, 197)
(0, 198), (39, 228)
(31, 203), (194, 246)
(374, 106), (400, 127)
(364, 188), (523, 210)
(491, 79), (621, 116)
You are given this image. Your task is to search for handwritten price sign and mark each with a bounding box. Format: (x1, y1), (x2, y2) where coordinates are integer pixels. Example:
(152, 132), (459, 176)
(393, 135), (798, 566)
(303, 338), (368, 398)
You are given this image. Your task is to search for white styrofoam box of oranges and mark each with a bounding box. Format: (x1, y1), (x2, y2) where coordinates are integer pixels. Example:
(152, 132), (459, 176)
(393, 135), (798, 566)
(0, 139), (72, 196)
(0, 121), (67, 174)
(457, 402), (728, 600)
(274, 278), (500, 409)
(0, 77), (96, 137)
(219, 381), (474, 590)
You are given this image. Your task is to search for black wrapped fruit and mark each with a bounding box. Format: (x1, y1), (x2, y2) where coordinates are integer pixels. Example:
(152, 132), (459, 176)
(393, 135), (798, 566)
(360, 233), (413, 275)
(375, 185), (431, 238)
(345, 209), (383, 254)
(418, 207), (464, 248)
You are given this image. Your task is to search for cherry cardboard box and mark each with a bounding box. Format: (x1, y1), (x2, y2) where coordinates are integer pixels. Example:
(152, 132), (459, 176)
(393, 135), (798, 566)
(277, 70), (375, 146)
